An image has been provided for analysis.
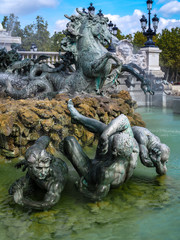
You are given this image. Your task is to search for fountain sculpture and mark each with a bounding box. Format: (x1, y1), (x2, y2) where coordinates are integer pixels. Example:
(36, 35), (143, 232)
(0, 8), (154, 99)
(2, 7), (170, 208)
(61, 100), (169, 201)
(9, 100), (170, 207)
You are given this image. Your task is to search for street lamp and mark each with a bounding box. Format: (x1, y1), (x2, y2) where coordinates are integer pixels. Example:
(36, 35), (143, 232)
(82, 8), (87, 14)
(108, 21), (113, 33)
(147, 0), (153, 10)
(97, 9), (103, 17)
(152, 14), (159, 31)
(30, 43), (38, 52)
(30, 43), (37, 60)
(112, 24), (118, 35)
(88, 3), (95, 15)
(140, 0), (159, 47)
(107, 21), (118, 53)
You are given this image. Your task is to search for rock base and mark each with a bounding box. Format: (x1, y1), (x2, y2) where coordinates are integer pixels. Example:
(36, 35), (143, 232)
(0, 91), (145, 160)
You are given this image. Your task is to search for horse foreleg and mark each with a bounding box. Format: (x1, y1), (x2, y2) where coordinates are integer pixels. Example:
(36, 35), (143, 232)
(92, 55), (110, 74)
(92, 52), (121, 74)
(91, 53), (122, 91)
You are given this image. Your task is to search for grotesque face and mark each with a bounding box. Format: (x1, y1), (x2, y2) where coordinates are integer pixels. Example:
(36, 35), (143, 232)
(28, 150), (51, 180)
(118, 41), (133, 57)
(112, 133), (134, 159)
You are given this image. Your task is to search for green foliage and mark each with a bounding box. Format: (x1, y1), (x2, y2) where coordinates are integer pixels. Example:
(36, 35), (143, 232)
(156, 28), (180, 69)
(156, 27), (180, 82)
(125, 34), (133, 42)
(35, 16), (51, 51)
(1, 16), (8, 29)
(22, 24), (36, 50)
(132, 31), (146, 51)
(1, 14), (23, 38)
(22, 16), (51, 51)
(116, 29), (133, 42)
(116, 29), (126, 41)
(50, 31), (66, 52)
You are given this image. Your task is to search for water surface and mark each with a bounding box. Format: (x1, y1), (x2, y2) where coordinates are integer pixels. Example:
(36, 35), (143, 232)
(0, 107), (179, 240)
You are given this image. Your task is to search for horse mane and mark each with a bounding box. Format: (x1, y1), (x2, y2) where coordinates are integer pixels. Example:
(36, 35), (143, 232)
(62, 9), (109, 56)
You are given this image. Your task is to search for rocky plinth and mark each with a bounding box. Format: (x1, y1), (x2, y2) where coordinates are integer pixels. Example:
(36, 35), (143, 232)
(0, 91), (145, 160)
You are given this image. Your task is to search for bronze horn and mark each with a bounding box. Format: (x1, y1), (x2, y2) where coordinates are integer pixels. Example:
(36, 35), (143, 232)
(76, 8), (83, 15)
(64, 14), (71, 20)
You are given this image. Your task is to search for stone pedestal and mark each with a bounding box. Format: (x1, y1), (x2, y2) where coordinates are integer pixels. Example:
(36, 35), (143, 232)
(140, 47), (164, 78)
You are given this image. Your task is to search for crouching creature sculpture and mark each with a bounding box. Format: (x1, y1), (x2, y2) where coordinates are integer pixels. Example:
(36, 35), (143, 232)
(132, 126), (170, 175)
(9, 136), (68, 210)
(62, 100), (139, 201)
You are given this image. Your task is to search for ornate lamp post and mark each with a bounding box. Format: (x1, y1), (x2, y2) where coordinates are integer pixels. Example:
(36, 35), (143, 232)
(88, 3), (95, 15)
(30, 43), (37, 59)
(82, 8), (87, 14)
(30, 43), (38, 52)
(108, 21), (113, 33)
(97, 9), (103, 17)
(140, 0), (159, 47)
(112, 24), (118, 35)
(107, 21), (118, 53)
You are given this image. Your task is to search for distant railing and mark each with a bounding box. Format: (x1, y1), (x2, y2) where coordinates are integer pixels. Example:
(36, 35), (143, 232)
(18, 51), (60, 65)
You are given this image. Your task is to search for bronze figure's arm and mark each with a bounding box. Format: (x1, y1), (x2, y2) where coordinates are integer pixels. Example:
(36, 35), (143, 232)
(18, 181), (63, 210)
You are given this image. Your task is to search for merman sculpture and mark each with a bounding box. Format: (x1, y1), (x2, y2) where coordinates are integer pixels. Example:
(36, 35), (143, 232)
(8, 102), (170, 205)
(9, 136), (68, 210)
(132, 126), (170, 175)
(61, 99), (170, 201)
(62, 99), (140, 201)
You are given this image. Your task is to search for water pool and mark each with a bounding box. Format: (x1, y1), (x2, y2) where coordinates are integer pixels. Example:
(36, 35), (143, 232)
(0, 107), (179, 240)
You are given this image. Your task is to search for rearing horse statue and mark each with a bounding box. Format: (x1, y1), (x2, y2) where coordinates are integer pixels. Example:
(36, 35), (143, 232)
(61, 8), (153, 95)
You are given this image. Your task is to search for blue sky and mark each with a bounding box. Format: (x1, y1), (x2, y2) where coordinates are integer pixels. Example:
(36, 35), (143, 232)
(0, 0), (180, 36)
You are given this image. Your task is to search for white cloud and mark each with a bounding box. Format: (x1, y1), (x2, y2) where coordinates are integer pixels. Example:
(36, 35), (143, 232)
(159, 1), (180, 15)
(105, 9), (143, 35)
(158, 17), (180, 32)
(54, 10), (143, 35)
(55, 19), (69, 32)
(0, 0), (58, 15)
(54, 8), (81, 32)
(54, 8), (180, 35)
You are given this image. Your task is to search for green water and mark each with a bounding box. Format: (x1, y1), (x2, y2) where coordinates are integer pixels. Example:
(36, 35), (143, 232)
(0, 107), (180, 240)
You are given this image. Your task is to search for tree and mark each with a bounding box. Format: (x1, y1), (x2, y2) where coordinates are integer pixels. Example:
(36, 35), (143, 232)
(22, 24), (36, 51)
(1, 14), (23, 38)
(21, 16), (51, 51)
(115, 29), (133, 45)
(116, 29), (126, 41)
(35, 16), (51, 51)
(156, 27), (180, 82)
(50, 31), (66, 52)
(125, 34), (133, 42)
(132, 31), (146, 52)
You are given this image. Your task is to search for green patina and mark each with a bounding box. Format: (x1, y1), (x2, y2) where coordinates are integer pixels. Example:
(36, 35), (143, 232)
(0, 107), (179, 240)
(95, 76), (101, 91)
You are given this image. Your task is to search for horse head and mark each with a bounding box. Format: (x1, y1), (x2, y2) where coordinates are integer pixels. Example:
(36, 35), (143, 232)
(89, 15), (112, 46)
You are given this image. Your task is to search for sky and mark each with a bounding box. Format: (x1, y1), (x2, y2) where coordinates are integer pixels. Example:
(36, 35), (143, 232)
(0, 0), (180, 36)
